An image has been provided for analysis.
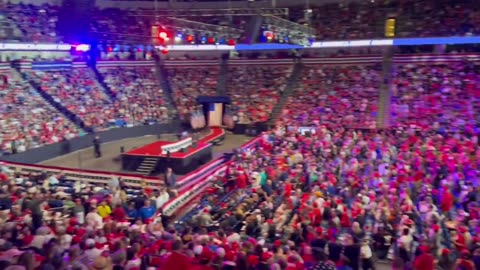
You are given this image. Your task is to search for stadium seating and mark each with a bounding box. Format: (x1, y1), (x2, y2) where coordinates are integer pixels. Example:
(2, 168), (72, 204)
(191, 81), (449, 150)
(167, 66), (219, 119)
(279, 64), (380, 129)
(391, 61), (480, 130)
(99, 66), (171, 126)
(26, 69), (114, 131)
(227, 65), (292, 124)
(0, 72), (79, 154)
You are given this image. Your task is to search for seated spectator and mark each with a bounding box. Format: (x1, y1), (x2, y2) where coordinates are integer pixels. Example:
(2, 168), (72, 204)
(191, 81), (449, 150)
(227, 65), (292, 124)
(99, 66), (171, 126)
(279, 64), (379, 129)
(0, 72), (79, 154)
(167, 67), (218, 119)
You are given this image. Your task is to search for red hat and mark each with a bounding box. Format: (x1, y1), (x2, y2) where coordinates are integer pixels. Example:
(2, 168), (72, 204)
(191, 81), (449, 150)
(461, 249), (471, 256)
(22, 234), (34, 246)
(266, 219), (273, 225)
(404, 219), (414, 226)
(203, 208), (209, 213)
(458, 227), (467, 234)
(163, 242), (172, 251)
(316, 227), (323, 235)
(224, 250), (236, 261)
(419, 245), (430, 254)
(261, 252), (273, 261)
(431, 224), (440, 233)
(247, 255), (259, 266)
(441, 249), (450, 256)
(274, 240), (282, 247)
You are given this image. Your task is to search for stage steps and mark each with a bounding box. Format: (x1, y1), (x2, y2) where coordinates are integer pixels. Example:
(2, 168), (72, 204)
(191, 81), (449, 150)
(136, 157), (160, 176)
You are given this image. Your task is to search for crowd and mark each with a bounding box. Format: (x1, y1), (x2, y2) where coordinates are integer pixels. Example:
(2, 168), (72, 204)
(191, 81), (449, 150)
(26, 67), (171, 132)
(26, 69), (114, 131)
(167, 67), (219, 119)
(390, 61), (480, 130)
(279, 65), (379, 129)
(3, 1), (480, 45)
(1, 120), (479, 269)
(4, 2), (59, 43)
(0, 72), (79, 155)
(99, 66), (171, 126)
(227, 66), (292, 124)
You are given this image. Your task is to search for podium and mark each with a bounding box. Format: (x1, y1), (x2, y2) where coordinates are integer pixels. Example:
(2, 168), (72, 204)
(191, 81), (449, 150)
(196, 96), (231, 127)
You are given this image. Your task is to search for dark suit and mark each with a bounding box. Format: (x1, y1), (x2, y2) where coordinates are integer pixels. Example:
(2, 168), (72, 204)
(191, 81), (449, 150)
(93, 137), (101, 158)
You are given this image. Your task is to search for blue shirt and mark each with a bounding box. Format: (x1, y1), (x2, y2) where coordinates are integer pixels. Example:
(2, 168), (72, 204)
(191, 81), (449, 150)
(126, 208), (138, 219)
(139, 206), (155, 220)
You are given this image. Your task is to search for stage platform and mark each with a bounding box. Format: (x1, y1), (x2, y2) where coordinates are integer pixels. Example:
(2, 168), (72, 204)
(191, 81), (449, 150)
(122, 127), (225, 175)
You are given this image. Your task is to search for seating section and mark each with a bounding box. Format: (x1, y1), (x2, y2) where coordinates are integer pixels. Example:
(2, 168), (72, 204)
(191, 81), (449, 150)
(99, 66), (171, 125)
(0, 72), (78, 154)
(391, 62), (480, 130)
(167, 67), (219, 118)
(280, 65), (380, 129)
(227, 65), (292, 124)
(26, 69), (114, 131)
(5, 2), (60, 42)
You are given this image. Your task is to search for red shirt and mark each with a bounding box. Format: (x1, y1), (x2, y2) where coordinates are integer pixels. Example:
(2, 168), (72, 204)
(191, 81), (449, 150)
(413, 253), (435, 270)
(112, 207), (126, 222)
(162, 252), (191, 270)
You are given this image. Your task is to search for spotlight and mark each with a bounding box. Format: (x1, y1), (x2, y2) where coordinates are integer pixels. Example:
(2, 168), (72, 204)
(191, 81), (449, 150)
(174, 36), (182, 42)
(207, 37), (214, 44)
(228, 39), (236, 46)
(186, 35), (194, 43)
(161, 48), (168, 55)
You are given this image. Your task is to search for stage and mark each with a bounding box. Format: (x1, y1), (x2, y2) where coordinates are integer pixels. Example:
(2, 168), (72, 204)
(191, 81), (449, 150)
(122, 127), (225, 174)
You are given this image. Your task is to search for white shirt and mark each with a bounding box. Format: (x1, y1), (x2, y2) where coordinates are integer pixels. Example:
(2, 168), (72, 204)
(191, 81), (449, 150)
(398, 235), (413, 252)
(156, 192), (170, 209)
(86, 212), (103, 230)
(360, 244), (372, 259)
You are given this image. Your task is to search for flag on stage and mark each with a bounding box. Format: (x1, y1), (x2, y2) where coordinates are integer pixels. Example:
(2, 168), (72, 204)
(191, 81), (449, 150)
(208, 103), (223, 127)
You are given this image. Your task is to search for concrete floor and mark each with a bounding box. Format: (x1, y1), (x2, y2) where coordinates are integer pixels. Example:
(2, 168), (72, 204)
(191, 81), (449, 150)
(39, 133), (252, 175)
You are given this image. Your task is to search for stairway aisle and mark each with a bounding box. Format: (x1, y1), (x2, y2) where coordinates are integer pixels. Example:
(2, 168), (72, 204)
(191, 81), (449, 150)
(376, 47), (394, 129)
(90, 65), (117, 101)
(268, 61), (304, 125)
(12, 68), (93, 133)
(216, 57), (228, 96)
(154, 56), (179, 120)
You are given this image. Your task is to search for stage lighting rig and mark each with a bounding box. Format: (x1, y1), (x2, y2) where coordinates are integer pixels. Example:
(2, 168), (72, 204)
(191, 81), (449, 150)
(135, 8), (288, 17)
(261, 15), (315, 46)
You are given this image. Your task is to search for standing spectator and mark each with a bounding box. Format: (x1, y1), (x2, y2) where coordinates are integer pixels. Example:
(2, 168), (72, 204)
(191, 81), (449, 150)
(164, 167), (176, 188)
(139, 200), (155, 223)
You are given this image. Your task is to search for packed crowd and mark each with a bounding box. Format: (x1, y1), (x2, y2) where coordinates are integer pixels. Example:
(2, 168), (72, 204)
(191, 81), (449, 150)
(0, 72), (79, 155)
(1, 119), (479, 269)
(290, 0), (480, 40)
(4, 2), (59, 43)
(26, 69), (114, 131)
(3, 0), (480, 44)
(167, 67), (219, 119)
(279, 65), (379, 129)
(99, 66), (171, 126)
(26, 67), (171, 131)
(390, 61), (480, 130)
(227, 66), (292, 124)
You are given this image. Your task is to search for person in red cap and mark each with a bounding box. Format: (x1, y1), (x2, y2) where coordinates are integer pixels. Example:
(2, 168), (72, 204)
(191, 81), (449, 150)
(454, 249), (475, 270)
(162, 240), (191, 270)
(413, 245), (434, 270)
(437, 249), (455, 270)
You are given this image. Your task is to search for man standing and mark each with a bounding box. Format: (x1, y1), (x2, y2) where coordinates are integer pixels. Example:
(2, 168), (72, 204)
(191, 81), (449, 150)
(164, 167), (176, 188)
(93, 135), (101, 158)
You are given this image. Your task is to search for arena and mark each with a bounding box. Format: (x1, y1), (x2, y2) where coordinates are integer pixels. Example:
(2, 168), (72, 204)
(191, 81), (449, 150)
(0, 0), (479, 270)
